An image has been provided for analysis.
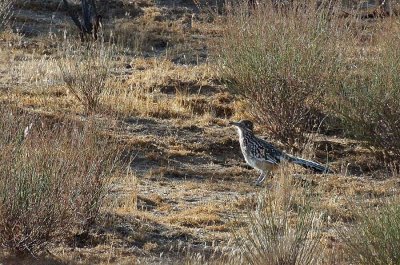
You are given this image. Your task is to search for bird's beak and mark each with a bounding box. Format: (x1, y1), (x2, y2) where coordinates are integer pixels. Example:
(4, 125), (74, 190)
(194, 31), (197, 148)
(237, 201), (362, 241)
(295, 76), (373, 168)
(228, 121), (239, 126)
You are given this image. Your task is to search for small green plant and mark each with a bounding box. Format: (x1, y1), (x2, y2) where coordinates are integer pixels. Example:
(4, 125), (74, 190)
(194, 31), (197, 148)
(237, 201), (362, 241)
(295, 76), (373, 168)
(0, 105), (118, 255)
(58, 41), (114, 114)
(340, 200), (400, 265)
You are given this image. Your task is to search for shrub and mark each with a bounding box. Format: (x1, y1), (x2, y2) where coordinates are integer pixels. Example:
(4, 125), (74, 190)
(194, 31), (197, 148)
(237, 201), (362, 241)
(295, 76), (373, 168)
(340, 200), (400, 265)
(58, 41), (114, 114)
(0, 105), (118, 255)
(219, 0), (345, 149)
(330, 24), (400, 164)
(230, 179), (322, 265)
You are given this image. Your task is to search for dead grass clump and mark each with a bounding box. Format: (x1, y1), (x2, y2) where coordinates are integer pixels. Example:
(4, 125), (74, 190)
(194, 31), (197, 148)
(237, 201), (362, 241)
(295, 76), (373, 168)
(0, 106), (118, 255)
(58, 40), (115, 114)
(329, 22), (400, 165)
(111, 7), (185, 52)
(219, 1), (345, 149)
(166, 205), (223, 228)
(229, 173), (322, 265)
(10, 52), (63, 91)
(103, 59), (219, 119)
(340, 199), (400, 265)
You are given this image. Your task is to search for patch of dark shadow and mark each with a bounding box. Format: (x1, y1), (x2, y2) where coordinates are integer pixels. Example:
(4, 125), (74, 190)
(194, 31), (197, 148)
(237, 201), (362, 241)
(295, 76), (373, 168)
(115, 224), (135, 237)
(119, 148), (138, 164)
(210, 104), (234, 119)
(13, 25), (41, 37)
(167, 154), (210, 165)
(99, 212), (158, 239)
(209, 175), (236, 182)
(200, 84), (220, 94)
(151, 38), (169, 50)
(158, 84), (176, 94)
(14, 0), (62, 12)
(94, 213), (199, 256)
(137, 202), (156, 211)
(131, 157), (168, 172)
(207, 77), (225, 86)
(99, 0), (143, 19)
(242, 164), (255, 170)
(315, 140), (352, 160)
(131, 230), (195, 250)
(211, 158), (229, 165)
(123, 116), (159, 126)
(195, 137), (241, 159)
(71, 231), (106, 248)
(184, 197), (200, 203)
(171, 53), (208, 65)
(179, 124), (203, 133)
(159, 230), (195, 241)
(177, 219), (224, 228)
(163, 170), (205, 180)
(159, 6), (197, 19)
(125, 126), (148, 134)
(334, 153), (386, 177)
(158, 81), (220, 96)
(216, 162), (252, 172)
(0, 255), (68, 265)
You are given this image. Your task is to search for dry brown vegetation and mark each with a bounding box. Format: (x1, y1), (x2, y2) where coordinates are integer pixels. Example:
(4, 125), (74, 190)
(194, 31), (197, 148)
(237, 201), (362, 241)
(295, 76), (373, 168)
(1, 0), (400, 264)
(0, 105), (121, 256)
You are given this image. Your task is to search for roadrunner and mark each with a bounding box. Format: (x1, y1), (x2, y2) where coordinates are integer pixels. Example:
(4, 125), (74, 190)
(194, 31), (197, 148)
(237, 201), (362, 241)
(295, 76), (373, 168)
(230, 120), (331, 185)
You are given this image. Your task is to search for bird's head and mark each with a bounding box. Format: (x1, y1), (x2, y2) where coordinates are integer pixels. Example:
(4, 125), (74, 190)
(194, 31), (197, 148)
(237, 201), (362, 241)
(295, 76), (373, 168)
(229, 120), (254, 132)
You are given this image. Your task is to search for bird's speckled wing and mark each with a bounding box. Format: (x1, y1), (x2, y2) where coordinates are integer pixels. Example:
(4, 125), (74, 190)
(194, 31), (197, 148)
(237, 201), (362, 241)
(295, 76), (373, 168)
(251, 136), (283, 165)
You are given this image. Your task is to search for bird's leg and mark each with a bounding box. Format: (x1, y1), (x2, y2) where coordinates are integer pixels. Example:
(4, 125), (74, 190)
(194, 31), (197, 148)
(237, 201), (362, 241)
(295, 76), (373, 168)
(255, 171), (267, 186)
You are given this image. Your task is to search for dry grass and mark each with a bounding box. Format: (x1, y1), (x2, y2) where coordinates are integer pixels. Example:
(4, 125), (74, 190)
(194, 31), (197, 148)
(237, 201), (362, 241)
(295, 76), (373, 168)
(4, 42), (226, 122)
(226, 170), (323, 265)
(165, 204), (223, 228)
(340, 198), (400, 265)
(102, 58), (223, 119)
(328, 19), (400, 165)
(58, 40), (115, 114)
(111, 7), (186, 52)
(0, 105), (120, 255)
(2, 0), (400, 264)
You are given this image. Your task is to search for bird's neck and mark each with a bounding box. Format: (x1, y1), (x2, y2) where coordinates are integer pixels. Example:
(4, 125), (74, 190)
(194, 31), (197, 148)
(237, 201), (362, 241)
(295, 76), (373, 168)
(237, 128), (254, 144)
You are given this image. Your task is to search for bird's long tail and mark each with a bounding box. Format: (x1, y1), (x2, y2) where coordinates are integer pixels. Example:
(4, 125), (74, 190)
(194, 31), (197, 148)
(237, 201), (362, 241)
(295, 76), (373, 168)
(285, 154), (332, 173)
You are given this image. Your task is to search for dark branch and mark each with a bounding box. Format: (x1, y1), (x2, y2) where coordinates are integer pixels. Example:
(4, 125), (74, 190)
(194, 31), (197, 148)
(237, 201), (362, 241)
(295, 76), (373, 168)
(62, 0), (84, 33)
(81, 0), (92, 33)
(63, 0), (101, 41)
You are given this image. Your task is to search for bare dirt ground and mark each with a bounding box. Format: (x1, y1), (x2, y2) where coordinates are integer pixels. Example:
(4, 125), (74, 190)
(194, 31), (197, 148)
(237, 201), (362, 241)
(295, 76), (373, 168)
(1, 0), (400, 264)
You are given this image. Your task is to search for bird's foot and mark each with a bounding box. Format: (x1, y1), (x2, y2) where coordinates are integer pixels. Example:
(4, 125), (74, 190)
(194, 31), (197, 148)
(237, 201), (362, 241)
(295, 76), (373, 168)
(254, 181), (262, 187)
(254, 173), (267, 186)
